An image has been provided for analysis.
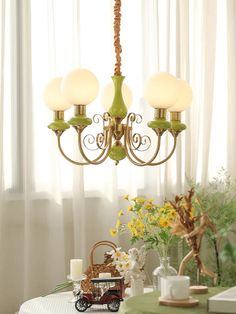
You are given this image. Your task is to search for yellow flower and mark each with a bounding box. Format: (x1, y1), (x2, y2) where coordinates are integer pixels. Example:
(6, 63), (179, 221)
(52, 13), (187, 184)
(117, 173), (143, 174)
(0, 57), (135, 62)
(123, 194), (129, 200)
(129, 218), (145, 237)
(164, 202), (173, 209)
(110, 228), (117, 237)
(134, 218), (142, 226)
(128, 219), (143, 237)
(127, 221), (134, 230)
(159, 207), (165, 213)
(127, 205), (133, 212)
(166, 209), (177, 223)
(136, 225), (144, 237)
(118, 209), (124, 217)
(159, 217), (169, 227)
(148, 198), (154, 203)
(144, 203), (153, 210)
(135, 197), (146, 205)
(131, 228), (138, 237)
(169, 209), (177, 218)
(116, 219), (121, 229)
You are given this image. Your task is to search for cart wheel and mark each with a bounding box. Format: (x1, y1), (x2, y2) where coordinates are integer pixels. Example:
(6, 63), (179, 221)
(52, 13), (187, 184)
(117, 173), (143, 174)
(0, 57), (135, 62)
(75, 298), (88, 312)
(107, 299), (120, 312)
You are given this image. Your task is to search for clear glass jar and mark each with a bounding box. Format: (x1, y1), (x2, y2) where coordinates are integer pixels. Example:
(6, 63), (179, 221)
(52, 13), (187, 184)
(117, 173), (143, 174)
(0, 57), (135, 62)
(152, 257), (177, 291)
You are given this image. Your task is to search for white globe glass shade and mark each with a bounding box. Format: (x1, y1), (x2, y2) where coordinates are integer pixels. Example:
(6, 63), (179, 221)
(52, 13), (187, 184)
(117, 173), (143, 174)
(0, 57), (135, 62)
(43, 77), (72, 111)
(61, 68), (99, 105)
(100, 82), (133, 111)
(168, 80), (193, 112)
(143, 72), (179, 109)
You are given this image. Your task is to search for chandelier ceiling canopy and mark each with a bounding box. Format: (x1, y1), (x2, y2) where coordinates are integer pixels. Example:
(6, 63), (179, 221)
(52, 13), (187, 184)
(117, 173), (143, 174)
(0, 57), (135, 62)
(44, 0), (192, 166)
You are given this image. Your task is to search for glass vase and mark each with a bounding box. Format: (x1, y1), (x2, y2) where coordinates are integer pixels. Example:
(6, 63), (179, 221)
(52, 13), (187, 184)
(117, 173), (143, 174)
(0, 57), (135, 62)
(152, 257), (177, 291)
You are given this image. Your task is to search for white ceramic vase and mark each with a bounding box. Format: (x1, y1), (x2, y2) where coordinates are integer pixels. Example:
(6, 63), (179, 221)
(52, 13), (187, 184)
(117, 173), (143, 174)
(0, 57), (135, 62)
(130, 278), (144, 296)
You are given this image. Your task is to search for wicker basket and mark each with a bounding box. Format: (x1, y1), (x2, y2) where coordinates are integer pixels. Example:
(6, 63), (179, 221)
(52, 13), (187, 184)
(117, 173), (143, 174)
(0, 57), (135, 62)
(81, 240), (120, 293)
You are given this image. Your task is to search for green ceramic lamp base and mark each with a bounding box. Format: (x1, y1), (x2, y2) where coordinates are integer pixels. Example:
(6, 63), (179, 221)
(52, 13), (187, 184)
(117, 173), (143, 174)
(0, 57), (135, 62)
(68, 115), (92, 127)
(48, 120), (70, 131)
(171, 120), (186, 131)
(147, 119), (171, 130)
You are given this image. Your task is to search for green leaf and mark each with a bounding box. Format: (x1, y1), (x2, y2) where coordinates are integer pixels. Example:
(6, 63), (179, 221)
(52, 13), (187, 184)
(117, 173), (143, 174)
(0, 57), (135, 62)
(42, 281), (73, 297)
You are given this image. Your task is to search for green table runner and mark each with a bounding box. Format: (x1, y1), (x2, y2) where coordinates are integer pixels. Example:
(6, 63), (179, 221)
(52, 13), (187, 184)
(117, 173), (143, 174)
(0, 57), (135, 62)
(119, 287), (225, 314)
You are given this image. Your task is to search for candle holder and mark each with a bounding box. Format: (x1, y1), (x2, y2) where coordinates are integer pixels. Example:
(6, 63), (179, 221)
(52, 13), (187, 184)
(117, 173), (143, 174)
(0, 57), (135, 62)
(67, 274), (87, 303)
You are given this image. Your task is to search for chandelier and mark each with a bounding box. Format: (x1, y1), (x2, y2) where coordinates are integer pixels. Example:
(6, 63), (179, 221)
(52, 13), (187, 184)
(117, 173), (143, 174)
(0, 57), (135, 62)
(43, 0), (192, 166)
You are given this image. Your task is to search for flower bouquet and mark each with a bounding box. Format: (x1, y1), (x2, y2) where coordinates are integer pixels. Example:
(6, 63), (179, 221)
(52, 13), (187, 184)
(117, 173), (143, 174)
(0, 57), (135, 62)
(110, 196), (179, 290)
(110, 196), (178, 259)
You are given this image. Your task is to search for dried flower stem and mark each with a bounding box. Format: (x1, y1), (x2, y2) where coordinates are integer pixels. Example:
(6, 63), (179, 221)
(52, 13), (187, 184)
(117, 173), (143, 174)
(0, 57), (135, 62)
(170, 189), (217, 283)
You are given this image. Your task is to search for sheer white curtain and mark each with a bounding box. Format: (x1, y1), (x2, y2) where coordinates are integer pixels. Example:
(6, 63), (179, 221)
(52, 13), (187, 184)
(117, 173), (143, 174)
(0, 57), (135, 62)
(0, 1), (67, 313)
(0, 1), (235, 313)
(227, 0), (236, 178)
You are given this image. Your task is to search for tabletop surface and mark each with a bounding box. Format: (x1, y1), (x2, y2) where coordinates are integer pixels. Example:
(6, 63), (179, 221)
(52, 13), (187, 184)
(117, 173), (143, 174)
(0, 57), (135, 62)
(119, 287), (225, 314)
(19, 287), (225, 314)
(19, 288), (153, 314)
(19, 291), (110, 314)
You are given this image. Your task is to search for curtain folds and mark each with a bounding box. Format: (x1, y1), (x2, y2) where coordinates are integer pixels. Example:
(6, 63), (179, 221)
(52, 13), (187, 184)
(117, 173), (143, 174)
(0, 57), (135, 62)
(0, 1), (5, 313)
(227, 0), (236, 180)
(0, 1), (234, 313)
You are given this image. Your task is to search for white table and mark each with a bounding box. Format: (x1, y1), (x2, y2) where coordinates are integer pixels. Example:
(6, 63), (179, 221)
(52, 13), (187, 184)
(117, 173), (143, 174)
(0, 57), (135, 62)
(19, 292), (110, 314)
(19, 288), (153, 314)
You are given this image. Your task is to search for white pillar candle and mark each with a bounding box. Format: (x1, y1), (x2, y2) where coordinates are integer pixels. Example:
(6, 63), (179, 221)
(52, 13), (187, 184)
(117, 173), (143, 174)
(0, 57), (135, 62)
(70, 259), (83, 281)
(99, 272), (111, 279)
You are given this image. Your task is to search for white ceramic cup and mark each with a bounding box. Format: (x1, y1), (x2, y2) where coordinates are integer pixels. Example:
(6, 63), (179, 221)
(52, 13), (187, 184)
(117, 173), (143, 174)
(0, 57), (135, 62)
(161, 276), (190, 300)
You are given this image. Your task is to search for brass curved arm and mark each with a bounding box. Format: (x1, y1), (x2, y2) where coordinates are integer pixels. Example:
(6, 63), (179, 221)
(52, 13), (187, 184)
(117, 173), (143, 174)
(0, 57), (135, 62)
(124, 112), (163, 165)
(57, 134), (89, 165)
(124, 129), (178, 166)
(57, 128), (113, 165)
(125, 127), (162, 165)
(148, 134), (177, 166)
(77, 128), (113, 165)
